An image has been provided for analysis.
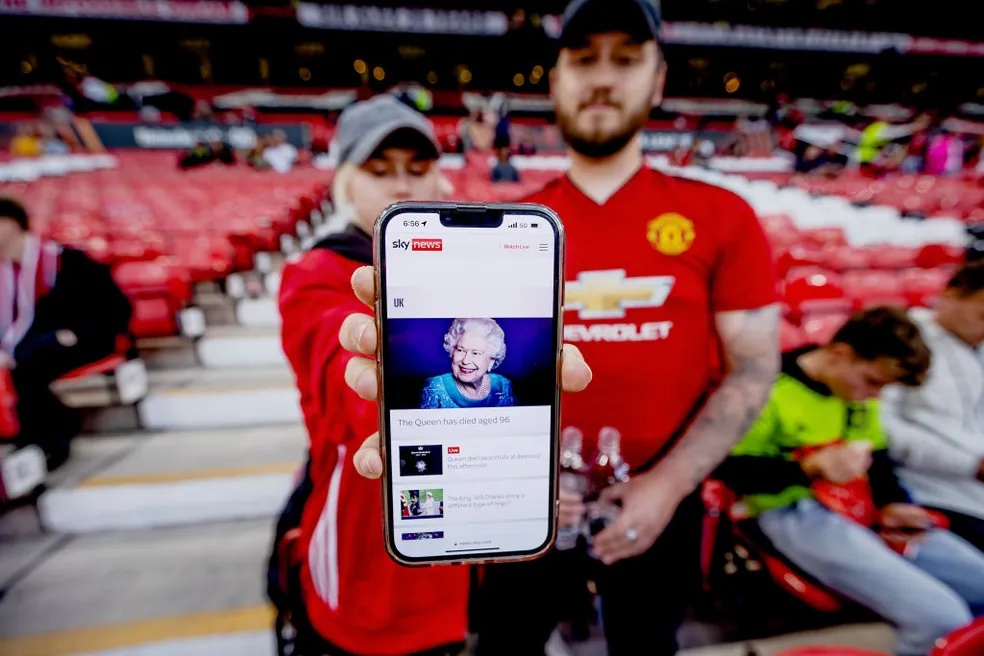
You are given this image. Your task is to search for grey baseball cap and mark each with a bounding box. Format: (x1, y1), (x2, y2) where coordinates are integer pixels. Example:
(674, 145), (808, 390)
(559, 0), (662, 47)
(335, 94), (440, 166)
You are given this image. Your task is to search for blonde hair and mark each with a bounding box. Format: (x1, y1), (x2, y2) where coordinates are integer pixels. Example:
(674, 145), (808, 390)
(328, 160), (454, 231)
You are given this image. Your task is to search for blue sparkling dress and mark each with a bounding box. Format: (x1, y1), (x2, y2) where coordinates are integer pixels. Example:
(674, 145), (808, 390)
(419, 373), (515, 408)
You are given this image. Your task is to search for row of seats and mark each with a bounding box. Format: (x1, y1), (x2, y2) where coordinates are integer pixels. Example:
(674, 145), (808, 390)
(742, 171), (984, 223)
(668, 167), (978, 350)
(0, 151), (328, 338)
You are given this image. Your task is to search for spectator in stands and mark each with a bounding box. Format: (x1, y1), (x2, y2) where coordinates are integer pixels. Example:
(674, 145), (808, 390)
(38, 123), (69, 155)
(490, 146), (520, 183)
(262, 130), (298, 174)
(715, 307), (984, 656)
(246, 135), (271, 170)
(9, 124), (41, 158)
(273, 95), (468, 656)
(854, 113), (931, 170)
(516, 133), (537, 156)
(0, 197), (132, 470)
(178, 139), (235, 170)
(733, 115), (774, 157)
(881, 264), (984, 553)
(344, 1), (778, 654)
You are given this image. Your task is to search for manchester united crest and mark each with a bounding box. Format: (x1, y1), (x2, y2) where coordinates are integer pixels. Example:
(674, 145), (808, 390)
(647, 213), (695, 256)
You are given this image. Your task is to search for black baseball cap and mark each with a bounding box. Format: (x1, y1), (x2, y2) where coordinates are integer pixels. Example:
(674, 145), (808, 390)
(559, 0), (662, 48)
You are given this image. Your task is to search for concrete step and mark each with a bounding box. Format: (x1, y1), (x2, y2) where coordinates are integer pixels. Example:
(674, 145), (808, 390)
(137, 365), (299, 430)
(265, 270), (281, 297)
(0, 518), (276, 656)
(235, 297), (279, 329)
(38, 425), (306, 533)
(195, 326), (285, 369)
(194, 289), (238, 327)
(136, 336), (200, 371)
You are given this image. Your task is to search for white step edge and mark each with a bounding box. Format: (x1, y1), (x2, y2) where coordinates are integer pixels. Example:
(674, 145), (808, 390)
(235, 298), (280, 329)
(71, 631), (277, 656)
(39, 472), (295, 533)
(264, 270), (281, 296)
(138, 387), (301, 430)
(196, 333), (286, 369)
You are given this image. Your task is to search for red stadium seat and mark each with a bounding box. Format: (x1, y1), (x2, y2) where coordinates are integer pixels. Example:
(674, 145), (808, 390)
(841, 270), (908, 309)
(901, 267), (952, 308)
(931, 618), (984, 656)
(866, 245), (919, 270)
(821, 245), (873, 272)
(113, 259), (189, 338)
(776, 245), (827, 279)
(916, 243), (965, 269)
(802, 312), (851, 344)
(58, 354), (127, 381)
(0, 151), (329, 336)
(784, 273), (852, 321)
(780, 319), (809, 351)
(801, 227), (847, 247)
(708, 480), (848, 615)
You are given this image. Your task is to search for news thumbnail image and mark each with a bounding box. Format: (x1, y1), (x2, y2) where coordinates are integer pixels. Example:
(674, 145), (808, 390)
(401, 531), (445, 541)
(399, 444), (443, 477)
(384, 317), (555, 410)
(400, 489), (444, 520)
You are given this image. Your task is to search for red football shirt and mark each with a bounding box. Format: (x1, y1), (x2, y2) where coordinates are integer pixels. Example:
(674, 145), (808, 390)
(525, 167), (777, 470)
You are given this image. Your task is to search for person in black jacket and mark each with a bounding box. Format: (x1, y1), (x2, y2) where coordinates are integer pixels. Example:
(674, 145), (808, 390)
(0, 197), (132, 469)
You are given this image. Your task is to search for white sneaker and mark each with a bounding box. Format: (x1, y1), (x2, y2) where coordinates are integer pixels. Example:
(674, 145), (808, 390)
(1, 445), (47, 501)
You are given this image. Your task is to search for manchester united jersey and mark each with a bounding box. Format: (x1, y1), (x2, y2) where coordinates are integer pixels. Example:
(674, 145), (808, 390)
(524, 167), (777, 470)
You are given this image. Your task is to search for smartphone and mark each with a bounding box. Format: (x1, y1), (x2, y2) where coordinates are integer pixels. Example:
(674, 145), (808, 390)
(374, 201), (565, 566)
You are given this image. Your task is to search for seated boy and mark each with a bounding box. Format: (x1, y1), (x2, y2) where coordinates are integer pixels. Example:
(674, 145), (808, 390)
(715, 307), (984, 656)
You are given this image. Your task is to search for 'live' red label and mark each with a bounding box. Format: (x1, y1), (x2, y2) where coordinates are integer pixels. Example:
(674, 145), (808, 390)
(447, 446), (460, 454)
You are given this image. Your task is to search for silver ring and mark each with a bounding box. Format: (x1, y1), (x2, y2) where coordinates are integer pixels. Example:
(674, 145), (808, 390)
(625, 528), (638, 542)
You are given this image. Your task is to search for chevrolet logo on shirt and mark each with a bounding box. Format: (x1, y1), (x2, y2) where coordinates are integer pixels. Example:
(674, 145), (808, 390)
(565, 269), (675, 320)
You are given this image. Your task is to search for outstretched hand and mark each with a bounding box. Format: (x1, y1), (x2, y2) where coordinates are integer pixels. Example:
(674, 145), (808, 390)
(340, 265), (592, 479)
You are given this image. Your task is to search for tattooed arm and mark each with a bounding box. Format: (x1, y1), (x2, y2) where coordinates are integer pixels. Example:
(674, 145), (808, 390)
(653, 304), (781, 492)
(591, 304), (781, 564)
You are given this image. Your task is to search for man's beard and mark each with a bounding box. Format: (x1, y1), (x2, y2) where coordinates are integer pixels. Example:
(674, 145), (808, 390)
(556, 94), (652, 159)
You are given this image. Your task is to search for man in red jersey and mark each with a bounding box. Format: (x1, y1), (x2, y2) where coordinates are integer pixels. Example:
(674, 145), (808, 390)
(343, 0), (778, 653)
(470, 1), (780, 653)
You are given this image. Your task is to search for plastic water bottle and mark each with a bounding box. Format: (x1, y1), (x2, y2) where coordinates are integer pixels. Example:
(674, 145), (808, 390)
(586, 427), (630, 557)
(556, 426), (590, 550)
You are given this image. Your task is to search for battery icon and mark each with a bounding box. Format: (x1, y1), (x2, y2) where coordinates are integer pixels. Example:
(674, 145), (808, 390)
(531, 222), (539, 228)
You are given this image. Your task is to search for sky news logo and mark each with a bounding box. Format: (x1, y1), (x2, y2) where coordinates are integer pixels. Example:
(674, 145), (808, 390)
(393, 239), (443, 251)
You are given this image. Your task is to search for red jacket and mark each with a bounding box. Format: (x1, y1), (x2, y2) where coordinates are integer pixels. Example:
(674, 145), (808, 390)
(278, 226), (470, 655)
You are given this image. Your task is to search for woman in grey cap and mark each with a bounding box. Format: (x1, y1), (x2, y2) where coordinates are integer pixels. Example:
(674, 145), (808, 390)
(271, 95), (469, 656)
(327, 93), (451, 235)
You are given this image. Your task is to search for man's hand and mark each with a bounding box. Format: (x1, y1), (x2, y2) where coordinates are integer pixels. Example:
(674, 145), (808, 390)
(0, 352), (14, 370)
(558, 489), (586, 529)
(801, 442), (873, 485)
(977, 459), (984, 484)
(590, 471), (685, 565)
(340, 266), (593, 479)
(880, 503), (931, 531)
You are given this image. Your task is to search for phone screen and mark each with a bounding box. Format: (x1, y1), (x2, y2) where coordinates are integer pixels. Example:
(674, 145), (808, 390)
(377, 204), (563, 564)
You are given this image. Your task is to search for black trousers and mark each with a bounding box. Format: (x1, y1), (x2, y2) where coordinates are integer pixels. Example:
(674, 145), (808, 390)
(474, 489), (705, 656)
(927, 506), (984, 553)
(12, 332), (111, 465)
